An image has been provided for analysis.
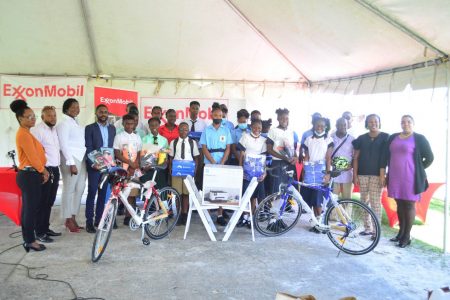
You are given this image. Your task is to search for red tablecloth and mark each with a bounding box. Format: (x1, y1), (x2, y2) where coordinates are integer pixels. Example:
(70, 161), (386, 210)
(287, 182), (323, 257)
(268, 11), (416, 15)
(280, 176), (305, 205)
(0, 167), (21, 225)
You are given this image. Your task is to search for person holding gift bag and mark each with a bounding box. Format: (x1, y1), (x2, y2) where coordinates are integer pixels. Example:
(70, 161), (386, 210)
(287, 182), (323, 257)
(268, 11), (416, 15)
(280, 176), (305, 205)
(237, 119), (267, 228)
(169, 122), (200, 225)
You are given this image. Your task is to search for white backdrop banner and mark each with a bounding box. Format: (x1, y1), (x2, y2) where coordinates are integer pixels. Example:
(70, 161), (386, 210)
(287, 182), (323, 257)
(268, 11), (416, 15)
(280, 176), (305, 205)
(0, 75), (87, 109)
(140, 97), (231, 124)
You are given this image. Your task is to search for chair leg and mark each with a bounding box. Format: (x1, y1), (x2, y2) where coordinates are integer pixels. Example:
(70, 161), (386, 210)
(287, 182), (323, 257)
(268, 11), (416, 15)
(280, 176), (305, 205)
(249, 205), (255, 242)
(184, 203), (193, 240)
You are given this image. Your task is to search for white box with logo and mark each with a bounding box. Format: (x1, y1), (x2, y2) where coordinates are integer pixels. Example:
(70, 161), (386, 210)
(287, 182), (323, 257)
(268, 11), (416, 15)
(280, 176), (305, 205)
(202, 164), (243, 207)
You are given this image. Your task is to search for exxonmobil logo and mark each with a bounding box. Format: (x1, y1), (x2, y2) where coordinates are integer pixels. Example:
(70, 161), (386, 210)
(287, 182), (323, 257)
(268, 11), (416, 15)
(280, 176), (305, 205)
(2, 83), (85, 100)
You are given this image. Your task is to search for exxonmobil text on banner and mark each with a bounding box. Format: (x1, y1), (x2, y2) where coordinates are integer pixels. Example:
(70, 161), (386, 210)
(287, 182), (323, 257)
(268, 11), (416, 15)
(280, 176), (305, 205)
(0, 75), (87, 109)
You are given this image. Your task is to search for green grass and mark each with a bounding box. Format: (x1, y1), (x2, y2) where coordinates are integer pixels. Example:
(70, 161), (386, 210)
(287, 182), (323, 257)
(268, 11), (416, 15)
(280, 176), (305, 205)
(429, 198), (445, 214)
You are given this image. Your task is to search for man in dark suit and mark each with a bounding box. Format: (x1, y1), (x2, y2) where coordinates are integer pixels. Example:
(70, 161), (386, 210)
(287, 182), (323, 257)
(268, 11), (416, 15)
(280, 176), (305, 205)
(85, 104), (116, 233)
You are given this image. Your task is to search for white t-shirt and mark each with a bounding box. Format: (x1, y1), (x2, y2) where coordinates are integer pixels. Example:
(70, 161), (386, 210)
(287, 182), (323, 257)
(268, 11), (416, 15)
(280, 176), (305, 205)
(169, 138), (200, 161)
(267, 127), (295, 160)
(113, 131), (142, 165)
(304, 135), (334, 163)
(184, 118), (208, 133)
(239, 132), (267, 155)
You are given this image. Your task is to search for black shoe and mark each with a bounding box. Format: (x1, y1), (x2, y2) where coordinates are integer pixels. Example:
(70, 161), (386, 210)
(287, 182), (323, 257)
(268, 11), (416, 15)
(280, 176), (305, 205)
(309, 227), (321, 234)
(124, 216), (131, 226)
(397, 239), (411, 248)
(36, 234), (54, 243)
(389, 236), (400, 242)
(176, 214), (187, 226)
(46, 229), (62, 237)
(217, 216), (227, 226)
(23, 242), (46, 252)
(86, 223), (96, 234)
(222, 210), (230, 220)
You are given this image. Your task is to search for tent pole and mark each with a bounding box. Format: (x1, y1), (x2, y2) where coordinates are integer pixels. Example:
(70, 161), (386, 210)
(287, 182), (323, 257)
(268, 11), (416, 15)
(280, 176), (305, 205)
(444, 62), (450, 254)
(79, 0), (100, 75)
(223, 0), (311, 85)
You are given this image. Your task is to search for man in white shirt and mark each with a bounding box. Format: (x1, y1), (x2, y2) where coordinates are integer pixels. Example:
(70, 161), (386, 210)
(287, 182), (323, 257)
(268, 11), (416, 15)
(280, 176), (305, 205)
(31, 106), (61, 242)
(184, 100), (208, 188)
(184, 101), (208, 134)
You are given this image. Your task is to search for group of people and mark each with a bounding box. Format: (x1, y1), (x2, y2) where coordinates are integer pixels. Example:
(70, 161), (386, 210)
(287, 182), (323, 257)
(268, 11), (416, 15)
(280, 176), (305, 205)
(10, 97), (433, 252)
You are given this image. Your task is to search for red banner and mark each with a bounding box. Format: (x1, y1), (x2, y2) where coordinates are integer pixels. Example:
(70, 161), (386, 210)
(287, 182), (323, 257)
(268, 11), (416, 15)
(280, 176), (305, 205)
(94, 86), (138, 116)
(381, 183), (444, 227)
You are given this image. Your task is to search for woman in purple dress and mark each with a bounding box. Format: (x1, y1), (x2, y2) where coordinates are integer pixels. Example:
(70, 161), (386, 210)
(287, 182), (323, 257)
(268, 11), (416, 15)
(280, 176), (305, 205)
(383, 115), (433, 248)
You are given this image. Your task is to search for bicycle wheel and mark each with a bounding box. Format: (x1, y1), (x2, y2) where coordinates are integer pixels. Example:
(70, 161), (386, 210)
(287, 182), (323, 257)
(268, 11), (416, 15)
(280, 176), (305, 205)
(253, 192), (302, 237)
(144, 187), (181, 239)
(92, 198), (117, 262)
(324, 199), (380, 255)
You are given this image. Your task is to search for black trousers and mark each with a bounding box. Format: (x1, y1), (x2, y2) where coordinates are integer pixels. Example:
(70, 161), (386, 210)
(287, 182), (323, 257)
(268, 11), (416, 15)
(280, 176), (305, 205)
(16, 170), (43, 243)
(36, 166), (60, 235)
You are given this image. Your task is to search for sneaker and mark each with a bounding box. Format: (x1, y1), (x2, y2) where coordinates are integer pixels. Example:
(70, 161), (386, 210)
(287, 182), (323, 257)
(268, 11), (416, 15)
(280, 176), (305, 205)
(237, 218), (247, 228)
(216, 216), (227, 226)
(124, 216), (131, 226)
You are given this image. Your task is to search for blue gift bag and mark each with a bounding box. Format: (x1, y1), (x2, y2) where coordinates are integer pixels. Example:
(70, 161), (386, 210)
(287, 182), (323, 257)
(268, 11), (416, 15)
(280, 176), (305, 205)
(172, 160), (196, 177)
(303, 161), (325, 184)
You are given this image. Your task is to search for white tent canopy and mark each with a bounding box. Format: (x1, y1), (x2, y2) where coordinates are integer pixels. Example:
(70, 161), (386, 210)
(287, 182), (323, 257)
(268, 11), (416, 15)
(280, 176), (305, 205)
(1, 0), (450, 253)
(0, 0), (449, 87)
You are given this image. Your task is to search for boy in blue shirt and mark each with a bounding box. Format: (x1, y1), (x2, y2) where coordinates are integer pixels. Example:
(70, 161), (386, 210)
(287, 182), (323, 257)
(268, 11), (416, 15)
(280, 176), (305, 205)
(200, 107), (233, 225)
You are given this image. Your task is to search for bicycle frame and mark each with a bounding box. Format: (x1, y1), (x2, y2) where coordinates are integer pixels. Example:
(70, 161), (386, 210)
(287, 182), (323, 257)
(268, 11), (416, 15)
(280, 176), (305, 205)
(279, 171), (351, 233)
(97, 168), (170, 235)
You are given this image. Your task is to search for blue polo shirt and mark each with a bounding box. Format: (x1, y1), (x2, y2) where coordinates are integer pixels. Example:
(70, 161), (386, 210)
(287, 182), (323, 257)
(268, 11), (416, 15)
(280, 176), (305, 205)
(200, 124), (233, 164)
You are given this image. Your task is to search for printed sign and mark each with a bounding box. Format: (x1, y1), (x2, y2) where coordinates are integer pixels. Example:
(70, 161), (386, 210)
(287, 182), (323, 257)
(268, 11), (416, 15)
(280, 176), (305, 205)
(94, 86), (138, 116)
(140, 97), (229, 124)
(0, 75), (87, 109)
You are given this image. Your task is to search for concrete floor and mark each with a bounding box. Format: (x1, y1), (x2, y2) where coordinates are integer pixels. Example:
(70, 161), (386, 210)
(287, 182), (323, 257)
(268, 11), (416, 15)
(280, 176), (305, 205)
(0, 206), (449, 300)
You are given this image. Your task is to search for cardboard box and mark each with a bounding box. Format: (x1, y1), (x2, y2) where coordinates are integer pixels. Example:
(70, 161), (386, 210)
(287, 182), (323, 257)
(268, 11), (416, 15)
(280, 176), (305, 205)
(202, 164), (243, 207)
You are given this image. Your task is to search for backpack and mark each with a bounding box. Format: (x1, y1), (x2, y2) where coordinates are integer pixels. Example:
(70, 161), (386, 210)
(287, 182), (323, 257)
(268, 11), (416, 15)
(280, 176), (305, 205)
(173, 137), (196, 159)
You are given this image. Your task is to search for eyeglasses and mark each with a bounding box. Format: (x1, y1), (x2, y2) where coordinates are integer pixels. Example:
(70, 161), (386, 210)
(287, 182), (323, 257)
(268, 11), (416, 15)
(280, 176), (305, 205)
(22, 114), (36, 120)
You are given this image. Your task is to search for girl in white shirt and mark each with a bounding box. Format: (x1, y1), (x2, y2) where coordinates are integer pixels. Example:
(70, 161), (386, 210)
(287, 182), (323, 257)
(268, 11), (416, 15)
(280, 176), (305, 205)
(302, 117), (333, 230)
(266, 109), (298, 195)
(237, 119), (267, 228)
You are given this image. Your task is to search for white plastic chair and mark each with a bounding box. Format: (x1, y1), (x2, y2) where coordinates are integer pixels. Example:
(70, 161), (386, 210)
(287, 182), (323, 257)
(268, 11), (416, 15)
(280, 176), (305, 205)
(183, 175), (219, 241)
(222, 176), (258, 242)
